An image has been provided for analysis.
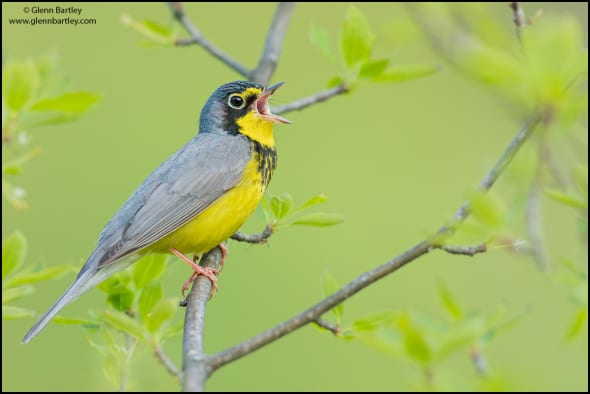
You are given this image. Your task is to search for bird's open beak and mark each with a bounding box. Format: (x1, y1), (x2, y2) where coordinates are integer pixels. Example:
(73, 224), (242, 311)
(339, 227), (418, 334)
(255, 81), (291, 124)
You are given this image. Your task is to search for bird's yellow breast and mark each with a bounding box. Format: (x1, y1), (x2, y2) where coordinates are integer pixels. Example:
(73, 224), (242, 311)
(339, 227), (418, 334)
(148, 147), (271, 256)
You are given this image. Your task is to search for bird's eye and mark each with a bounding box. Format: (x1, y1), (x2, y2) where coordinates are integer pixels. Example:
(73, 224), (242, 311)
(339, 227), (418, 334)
(228, 94), (246, 109)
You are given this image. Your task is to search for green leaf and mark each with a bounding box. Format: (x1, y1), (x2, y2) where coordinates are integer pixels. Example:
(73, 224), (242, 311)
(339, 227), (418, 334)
(521, 15), (587, 107)
(53, 315), (99, 328)
(326, 76), (344, 89)
(138, 282), (163, 323)
(352, 311), (400, 332)
(292, 212), (344, 227)
(295, 194), (329, 212)
(100, 310), (145, 341)
(103, 353), (122, 389)
(458, 42), (524, 94)
(2, 231), (27, 278)
(373, 64), (438, 83)
(436, 313), (486, 361)
(340, 6), (375, 68)
(481, 305), (528, 346)
(259, 194), (275, 224)
(4, 263), (72, 288)
(132, 254), (167, 288)
(269, 196), (281, 219)
(35, 51), (60, 82)
(545, 188), (587, 209)
(31, 92), (101, 113)
(2, 305), (35, 320)
(145, 298), (176, 334)
(2, 60), (40, 110)
(270, 193), (294, 219)
(470, 192), (505, 229)
(142, 19), (174, 38)
(2, 147), (42, 176)
(309, 25), (335, 62)
(395, 314), (432, 364)
(2, 163), (21, 175)
(105, 284), (135, 312)
(86, 336), (109, 356)
(321, 272), (343, 323)
(566, 308), (588, 340)
(99, 272), (130, 292)
(121, 15), (175, 45)
(360, 59), (389, 79)
(571, 283), (588, 307)
(437, 280), (463, 320)
(399, 323), (431, 364)
(2, 285), (34, 304)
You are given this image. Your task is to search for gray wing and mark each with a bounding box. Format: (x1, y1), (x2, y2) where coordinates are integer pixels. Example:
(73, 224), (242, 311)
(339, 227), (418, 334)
(91, 132), (251, 268)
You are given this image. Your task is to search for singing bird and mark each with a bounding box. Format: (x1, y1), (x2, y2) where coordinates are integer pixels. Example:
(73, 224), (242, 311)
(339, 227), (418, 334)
(22, 81), (289, 343)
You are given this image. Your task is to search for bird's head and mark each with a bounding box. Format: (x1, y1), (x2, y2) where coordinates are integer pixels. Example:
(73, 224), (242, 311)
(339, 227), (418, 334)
(200, 81), (290, 145)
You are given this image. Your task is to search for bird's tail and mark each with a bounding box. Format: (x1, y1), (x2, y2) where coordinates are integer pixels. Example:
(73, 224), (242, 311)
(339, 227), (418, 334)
(21, 255), (137, 344)
(21, 269), (96, 344)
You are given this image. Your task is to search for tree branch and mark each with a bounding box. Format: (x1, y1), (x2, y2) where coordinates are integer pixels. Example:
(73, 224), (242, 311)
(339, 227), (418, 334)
(510, 2), (528, 38)
(205, 116), (541, 373)
(313, 318), (341, 336)
(168, 2), (250, 78)
(470, 346), (489, 376)
(272, 84), (349, 115)
(250, 2), (296, 85)
(526, 142), (549, 271)
(182, 247), (222, 392)
(155, 345), (182, 382)
(434, 243), (488, 257)
(231, 224), (274, 244)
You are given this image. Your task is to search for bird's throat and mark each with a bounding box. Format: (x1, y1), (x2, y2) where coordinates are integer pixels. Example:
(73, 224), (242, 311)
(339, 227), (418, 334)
(236, 111), (276, 147)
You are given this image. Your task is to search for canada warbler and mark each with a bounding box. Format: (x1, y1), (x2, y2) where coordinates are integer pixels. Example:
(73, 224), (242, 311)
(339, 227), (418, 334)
(22, 81), (289, 343)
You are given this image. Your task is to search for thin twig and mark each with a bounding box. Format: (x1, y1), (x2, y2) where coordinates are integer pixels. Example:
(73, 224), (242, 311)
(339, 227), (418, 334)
(313, 318), (340, 336)
(119, 334), (137, 392)
(155, 345), (182, 381)
(542, 143), (568, 189)
(273, 84), (349, 115)
(510, 2), (528, 38)
(470, 346), (489, 376)
(250, 2), (296, 85)
(445, 117), (541, 229)
(168, 2), (249, 78)
(435, 243), (487, 257)
(231, 225), (274, 244)
(207, 241), (432, 372)
(182, 247), (222, 392)
(526, 143), (549, 271)
(205, 116), (541, 373)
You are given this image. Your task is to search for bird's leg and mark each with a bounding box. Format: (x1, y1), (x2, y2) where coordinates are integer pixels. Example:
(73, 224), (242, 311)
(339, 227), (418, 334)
(169, 247), (218, 299)
(218, 242), (228, 271)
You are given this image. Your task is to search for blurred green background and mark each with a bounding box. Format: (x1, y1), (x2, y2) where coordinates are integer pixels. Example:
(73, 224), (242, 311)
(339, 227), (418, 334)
(2, 2), (587, 391)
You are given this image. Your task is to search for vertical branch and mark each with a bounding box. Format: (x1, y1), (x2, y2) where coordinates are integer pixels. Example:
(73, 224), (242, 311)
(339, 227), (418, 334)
(119, 334), (137, 392)
(526, 139), (550, 271)
(510, 2), (528, 39)
(182, 247), (222, 392)
(169, 2), (250, 78)
(250, 2), (296, 85)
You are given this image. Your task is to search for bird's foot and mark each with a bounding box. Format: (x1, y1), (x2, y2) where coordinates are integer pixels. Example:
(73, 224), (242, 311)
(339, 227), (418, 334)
(181, 266), (219, 299)
(170, 247), (219, 300)
(218, 242), (228, 271)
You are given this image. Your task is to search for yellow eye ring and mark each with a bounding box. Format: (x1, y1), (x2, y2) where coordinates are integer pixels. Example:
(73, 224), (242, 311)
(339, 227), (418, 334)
(228, 94), (246, 109)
